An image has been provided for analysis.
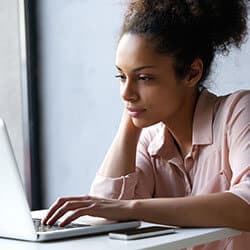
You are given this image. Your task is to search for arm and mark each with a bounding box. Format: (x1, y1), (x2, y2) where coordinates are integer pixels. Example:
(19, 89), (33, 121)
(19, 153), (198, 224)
(42, 192), (250, 231)
(131, 192), (250, 231)
(89, 114), (156, 199)
(98, 110), (141, 177)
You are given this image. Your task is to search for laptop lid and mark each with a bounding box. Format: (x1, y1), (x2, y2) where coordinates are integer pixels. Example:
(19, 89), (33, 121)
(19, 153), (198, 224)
(0, 118), (37, 241)
(0, 118), (140, 241)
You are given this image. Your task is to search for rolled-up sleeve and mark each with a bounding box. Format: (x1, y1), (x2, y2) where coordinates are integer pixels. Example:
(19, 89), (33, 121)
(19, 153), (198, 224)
(227, 91), (250, 204)
(89, 171), (138, 199)
(89, 127), (158, 200)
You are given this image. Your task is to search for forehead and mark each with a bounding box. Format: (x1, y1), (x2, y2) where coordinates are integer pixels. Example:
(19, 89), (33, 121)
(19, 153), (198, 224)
(116, 33), (174, 71)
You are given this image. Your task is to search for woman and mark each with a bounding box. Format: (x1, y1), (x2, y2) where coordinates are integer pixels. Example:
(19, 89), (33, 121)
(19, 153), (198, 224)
(42, 1), (250, 249)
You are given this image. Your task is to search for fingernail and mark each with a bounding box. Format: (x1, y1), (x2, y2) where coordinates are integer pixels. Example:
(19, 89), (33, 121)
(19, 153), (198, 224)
(47, 220), (53, 226)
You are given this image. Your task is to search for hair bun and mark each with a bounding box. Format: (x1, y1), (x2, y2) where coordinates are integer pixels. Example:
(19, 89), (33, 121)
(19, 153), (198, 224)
(187, 0), (249, 53)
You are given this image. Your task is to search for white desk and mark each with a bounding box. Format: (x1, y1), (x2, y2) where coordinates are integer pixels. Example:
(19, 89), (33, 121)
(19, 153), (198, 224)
(0, 222), (241, 250)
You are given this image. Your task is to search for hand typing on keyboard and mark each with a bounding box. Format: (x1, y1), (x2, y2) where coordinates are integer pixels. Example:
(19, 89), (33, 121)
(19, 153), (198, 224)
(41, 195), (134, 227)
(33, 218), (89, 232)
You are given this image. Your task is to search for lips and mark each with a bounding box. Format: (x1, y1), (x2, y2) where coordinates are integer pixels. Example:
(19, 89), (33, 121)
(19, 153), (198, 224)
(127, 107), (146, 117)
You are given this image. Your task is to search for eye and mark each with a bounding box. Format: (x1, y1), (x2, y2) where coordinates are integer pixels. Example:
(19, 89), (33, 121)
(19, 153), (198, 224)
(115, 74), (126, 82)
(138, 75), (154, 81)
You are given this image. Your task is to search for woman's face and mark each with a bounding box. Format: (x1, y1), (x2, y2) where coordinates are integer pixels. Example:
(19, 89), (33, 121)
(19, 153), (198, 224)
(115, 33), (195, 128)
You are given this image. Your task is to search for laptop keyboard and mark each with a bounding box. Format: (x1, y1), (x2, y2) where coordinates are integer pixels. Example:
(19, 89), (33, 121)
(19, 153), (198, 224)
(33, 218), (90, 232)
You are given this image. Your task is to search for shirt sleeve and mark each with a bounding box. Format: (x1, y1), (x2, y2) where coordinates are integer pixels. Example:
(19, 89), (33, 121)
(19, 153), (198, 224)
(226, 91), (250, 204)
(89, 128), (156, 200)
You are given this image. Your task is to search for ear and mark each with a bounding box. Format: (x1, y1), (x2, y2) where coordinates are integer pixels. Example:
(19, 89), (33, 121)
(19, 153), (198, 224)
(184, 58), (203, 87)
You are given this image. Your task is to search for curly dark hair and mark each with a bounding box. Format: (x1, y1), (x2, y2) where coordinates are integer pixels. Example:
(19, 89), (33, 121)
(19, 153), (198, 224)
(120, 0), (249, 87)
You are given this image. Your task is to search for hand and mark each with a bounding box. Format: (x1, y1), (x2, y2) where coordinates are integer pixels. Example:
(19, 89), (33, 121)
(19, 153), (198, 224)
(42, 195), (135, 227)
(119, 108), (141, 134)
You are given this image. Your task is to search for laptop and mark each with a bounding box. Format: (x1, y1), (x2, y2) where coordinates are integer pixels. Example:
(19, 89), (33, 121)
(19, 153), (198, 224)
(0, 118), (140, 241)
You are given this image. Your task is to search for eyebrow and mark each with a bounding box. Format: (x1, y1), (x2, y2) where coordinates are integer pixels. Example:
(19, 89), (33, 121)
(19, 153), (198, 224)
(115, 65), (156, 73)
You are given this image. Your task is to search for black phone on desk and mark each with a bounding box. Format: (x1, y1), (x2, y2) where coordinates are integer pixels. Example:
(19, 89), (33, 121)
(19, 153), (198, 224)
(109, 226), (175, 240)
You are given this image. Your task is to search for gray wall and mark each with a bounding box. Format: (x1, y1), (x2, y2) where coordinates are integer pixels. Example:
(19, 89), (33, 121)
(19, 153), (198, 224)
(38, 1), (250, 207)
(39, 0), (124, 206)
(0, 0), (25, 181)
(212, 34), (250, 94)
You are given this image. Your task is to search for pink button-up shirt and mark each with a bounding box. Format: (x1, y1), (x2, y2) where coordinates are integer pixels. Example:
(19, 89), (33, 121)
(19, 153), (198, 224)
(90, 89), (250, 250)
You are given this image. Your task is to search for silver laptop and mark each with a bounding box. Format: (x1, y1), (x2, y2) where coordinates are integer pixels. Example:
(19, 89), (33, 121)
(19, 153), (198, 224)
(0, 118), (140, 241)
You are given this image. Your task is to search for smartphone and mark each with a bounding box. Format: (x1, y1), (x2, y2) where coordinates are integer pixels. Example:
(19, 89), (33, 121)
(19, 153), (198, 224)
(109, 226), (175, 240)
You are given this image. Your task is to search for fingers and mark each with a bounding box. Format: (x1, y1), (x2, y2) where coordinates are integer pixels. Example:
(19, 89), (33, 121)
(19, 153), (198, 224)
(48, 201), (93, 226)
(59, 204), (96, 227)
(42, 195), (93, 225)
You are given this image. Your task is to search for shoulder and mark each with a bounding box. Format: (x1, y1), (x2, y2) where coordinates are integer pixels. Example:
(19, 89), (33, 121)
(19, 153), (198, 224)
(212, 90), (250, 142)
(216, 90), (250, 123)
(221, 89), (250, 106)
(217, 89), (250, 107)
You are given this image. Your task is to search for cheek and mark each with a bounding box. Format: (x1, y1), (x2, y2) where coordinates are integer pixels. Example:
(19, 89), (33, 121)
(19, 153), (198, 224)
(150, 89), (183, 115)
(150, 89), (176, 106)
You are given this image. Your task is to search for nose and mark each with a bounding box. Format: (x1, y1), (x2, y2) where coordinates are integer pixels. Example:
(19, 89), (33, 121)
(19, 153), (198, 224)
(120, 80), (138, 102)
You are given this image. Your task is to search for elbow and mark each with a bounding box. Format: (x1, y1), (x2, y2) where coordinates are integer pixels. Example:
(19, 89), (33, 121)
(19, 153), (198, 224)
(227, 199), (250, 231)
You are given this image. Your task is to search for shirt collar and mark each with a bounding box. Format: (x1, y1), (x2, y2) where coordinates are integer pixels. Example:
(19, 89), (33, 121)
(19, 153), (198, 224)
(148, 89), (217, 158)
(148, 124), (182, 161)
(192, 89), (217, 145)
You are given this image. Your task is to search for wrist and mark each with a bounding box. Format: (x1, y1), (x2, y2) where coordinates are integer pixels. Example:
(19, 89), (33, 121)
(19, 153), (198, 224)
(119, 109), (141, 136)
(127, 199), (143, 220)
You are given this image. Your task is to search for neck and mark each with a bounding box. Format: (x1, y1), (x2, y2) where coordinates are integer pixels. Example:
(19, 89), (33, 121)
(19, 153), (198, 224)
(165, 88), (200, 158)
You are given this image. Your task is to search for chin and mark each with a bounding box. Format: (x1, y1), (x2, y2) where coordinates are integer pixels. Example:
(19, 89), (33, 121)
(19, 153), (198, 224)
(132, 118), (159, 128)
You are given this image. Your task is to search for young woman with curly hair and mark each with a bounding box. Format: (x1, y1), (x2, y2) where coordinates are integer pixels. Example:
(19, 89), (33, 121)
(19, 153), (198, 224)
(43, 1), (250, 249)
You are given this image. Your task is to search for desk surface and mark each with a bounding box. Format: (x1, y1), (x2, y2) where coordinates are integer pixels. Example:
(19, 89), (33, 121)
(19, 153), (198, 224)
(0, 222), (240, 250)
